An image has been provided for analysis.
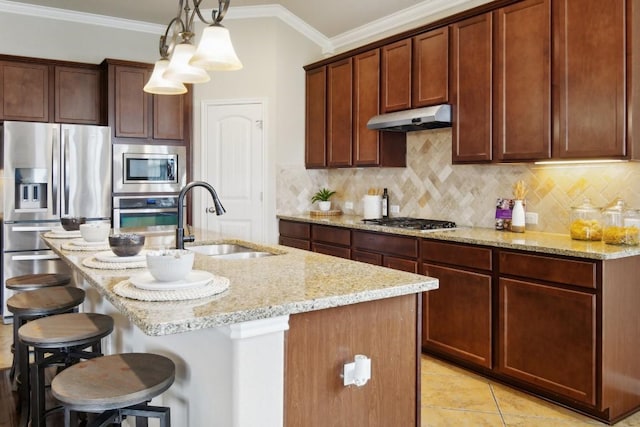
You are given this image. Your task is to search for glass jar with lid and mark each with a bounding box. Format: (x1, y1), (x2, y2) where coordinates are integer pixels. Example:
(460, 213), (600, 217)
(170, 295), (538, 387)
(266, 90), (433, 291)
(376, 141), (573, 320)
(602, 199), (640, 245)
(570, 198), (602, 241)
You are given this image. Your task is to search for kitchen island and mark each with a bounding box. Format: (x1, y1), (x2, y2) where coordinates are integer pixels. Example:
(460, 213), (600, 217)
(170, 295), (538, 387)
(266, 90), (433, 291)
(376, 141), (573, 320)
(43, 229), (438, 427)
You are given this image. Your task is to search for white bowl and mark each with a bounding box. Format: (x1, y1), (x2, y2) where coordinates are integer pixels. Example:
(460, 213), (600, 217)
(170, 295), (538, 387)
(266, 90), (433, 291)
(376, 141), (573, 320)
(146, 249), (195, 282)
(79, 223), (110, 242)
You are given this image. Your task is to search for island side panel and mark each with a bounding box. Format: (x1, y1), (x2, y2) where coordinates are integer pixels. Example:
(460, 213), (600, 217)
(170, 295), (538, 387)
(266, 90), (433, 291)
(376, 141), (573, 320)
(284, 293), (420, 427)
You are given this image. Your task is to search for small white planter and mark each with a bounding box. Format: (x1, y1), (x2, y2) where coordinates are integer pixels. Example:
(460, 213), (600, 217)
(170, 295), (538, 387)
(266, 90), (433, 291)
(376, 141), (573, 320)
(318, 201), (331, 211)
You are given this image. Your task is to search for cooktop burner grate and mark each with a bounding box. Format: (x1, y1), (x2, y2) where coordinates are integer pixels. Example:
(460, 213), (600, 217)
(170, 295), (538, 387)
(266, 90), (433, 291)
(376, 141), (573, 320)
(362, 217), (457, 230)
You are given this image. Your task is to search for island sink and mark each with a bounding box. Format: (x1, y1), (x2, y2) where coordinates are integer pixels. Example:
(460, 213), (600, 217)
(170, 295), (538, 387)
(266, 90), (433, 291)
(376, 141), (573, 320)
(187, 243), (276, 259)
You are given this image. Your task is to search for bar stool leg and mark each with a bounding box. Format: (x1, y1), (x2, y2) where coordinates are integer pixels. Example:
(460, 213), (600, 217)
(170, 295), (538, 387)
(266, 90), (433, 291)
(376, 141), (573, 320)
(17, 336), (30, 427)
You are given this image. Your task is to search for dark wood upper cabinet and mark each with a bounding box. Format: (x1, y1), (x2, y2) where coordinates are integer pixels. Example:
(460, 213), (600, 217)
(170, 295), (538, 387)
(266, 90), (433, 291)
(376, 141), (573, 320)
(305, 66), (327, 168)
(154, 94), (184, 140)
(353, 49), (381, 166)
(113, 64), (150, 139)
(327, 58), (353, 167)
(552, 0), (626, 159)
(0, 61), (49, 122)
(494, 0), (551, 161)
(381, 39), (412, 113)
(451, 13), (493, 163)
(412, 27), (449, 107)
(54, 66), (102, 125)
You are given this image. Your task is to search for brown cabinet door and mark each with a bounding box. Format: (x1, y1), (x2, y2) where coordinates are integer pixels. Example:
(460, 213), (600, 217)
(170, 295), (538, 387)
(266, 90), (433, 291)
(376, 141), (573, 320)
(54, 66), (102, 125)
(279, 220), (311, 240)
(498, 278), (596, 405)
(327, 59), (353, 167)
(451, 13), (493, 163)
(305, 66), (327, 168)
(381, 39), (412, 113)
(154, 94), (184, 140)
(552, 0), (625, 158)
(353, 49), (381, 166)
(0, 61), (49, 122)
(311, 224), (351, 246)
(494, 0), (551, 161)
(422, 263), (492, 368)
(114, 65), (150, 138)
(412, 28), (449, 107)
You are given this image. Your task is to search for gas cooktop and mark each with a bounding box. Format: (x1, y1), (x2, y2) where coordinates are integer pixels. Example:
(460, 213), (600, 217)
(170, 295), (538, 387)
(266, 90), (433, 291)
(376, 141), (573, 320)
(362, 217), (457, 231)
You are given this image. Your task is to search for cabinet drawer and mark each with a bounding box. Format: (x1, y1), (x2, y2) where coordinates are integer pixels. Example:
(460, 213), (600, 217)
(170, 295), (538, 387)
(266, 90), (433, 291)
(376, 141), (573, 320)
(311, 224), (351, 246)
(279, 220), (311, 240)
(352, 249), (382, 266)
(384, 256), (418, 273)
(312, 242), (351, 259)
(422, 240), (492, 271)
(279, 236), (310, 251)
(352, 231), (418, 259)
(499, 251), (596, 289)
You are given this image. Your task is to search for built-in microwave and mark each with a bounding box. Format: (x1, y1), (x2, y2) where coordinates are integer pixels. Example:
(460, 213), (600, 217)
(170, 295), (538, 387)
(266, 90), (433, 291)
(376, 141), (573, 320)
(113, 144), (187, 194)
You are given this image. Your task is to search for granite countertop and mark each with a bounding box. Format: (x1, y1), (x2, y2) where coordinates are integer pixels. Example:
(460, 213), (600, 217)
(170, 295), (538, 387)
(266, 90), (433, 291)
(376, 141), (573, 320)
(277, 214), (640, 260)
(42, 229), (437, 336)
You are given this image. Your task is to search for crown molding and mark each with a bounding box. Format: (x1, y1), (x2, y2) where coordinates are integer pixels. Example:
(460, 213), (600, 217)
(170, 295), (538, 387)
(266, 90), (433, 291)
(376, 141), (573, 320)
(0, 0), (164, 34)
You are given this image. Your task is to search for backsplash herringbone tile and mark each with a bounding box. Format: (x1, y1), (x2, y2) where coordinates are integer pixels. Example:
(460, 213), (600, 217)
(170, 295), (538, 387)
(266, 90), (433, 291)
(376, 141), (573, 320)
(277, 129), (640, 234)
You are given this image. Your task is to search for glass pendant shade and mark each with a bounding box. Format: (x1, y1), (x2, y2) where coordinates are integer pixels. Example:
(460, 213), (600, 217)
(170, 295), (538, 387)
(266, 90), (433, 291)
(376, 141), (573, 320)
(190, 23), (243, 71)
(144, 59), (188, 94)
(163, 42), (211, 84)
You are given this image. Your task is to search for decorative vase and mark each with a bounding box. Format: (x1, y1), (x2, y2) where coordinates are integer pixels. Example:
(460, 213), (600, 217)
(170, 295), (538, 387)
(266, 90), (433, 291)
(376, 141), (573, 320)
(318, 201), (331, 211)
(511, 199), (525, 233)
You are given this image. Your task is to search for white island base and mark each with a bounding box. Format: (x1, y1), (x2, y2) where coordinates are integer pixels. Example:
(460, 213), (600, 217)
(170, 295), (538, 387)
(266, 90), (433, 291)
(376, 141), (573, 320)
(81, 283), (290, 427)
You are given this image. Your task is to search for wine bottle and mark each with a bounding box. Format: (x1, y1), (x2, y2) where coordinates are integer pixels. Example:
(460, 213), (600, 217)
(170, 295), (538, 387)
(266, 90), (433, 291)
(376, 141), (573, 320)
(382, 188), (389, 218)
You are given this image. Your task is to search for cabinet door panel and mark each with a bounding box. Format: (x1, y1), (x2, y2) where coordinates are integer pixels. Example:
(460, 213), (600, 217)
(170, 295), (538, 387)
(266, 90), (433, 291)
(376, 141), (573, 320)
(422, 263), (492, 368)
(114, 65), (150, 138)
(154, 94), (184, 140)
(352, 231), (418, 259)
(327, 59), (353, 167)
(422, 240), (492, 271)
(353, 50), (380, 166)
(0, 61), (49, 122)
(311, 224), (351, 246)
(498, 278), (596, 405)
(499, 251), (596, 289)
(494, 0), (551, 161)
(451, 13), (493, 163)
(381, 39), (412, 113)
(279, 236), (310, 251)
(384, 256), (418, 273)
(413, 28), (449, 107)
(552, 0), (625, 158)
(305, 67), (327, 168)
(55, 66), (102, 124)
(279, 220), (311, 240)
(352, 249), (383, 266)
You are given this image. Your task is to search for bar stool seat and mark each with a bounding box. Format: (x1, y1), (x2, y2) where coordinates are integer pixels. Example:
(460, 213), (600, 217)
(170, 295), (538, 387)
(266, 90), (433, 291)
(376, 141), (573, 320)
(19, 313), (114, 427)
(52, 353), (175, 427)
(6, 273), (72, 292)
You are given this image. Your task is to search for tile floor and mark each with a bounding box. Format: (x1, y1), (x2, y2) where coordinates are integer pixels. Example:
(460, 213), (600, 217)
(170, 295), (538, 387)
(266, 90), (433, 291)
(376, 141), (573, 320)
(2, 322), (640, 426)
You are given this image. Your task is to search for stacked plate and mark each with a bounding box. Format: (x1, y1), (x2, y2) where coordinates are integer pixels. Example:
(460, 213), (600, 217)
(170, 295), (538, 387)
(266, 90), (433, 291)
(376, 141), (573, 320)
(44, 226), (82, 239)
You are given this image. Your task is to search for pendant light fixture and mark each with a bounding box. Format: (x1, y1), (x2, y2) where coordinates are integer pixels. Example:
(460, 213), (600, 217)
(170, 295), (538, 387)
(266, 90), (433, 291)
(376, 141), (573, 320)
(144, 0), (242, 95)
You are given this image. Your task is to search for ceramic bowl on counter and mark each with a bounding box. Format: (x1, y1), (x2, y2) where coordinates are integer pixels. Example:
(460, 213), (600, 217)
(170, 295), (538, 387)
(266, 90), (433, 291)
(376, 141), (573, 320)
(79, 223), (110, 242)
(146, 249), (194, 282)
(60, 216), (86, 231)
(109, 234), (145, 257)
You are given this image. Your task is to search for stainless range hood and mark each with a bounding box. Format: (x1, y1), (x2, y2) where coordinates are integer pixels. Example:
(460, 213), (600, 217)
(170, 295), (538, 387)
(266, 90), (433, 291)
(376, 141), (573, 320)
(367, 104), (452, 132)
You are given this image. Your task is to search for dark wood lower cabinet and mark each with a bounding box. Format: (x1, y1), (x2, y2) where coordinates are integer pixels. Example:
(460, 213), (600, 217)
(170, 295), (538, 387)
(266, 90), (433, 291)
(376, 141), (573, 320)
(285, 294), (420, 427)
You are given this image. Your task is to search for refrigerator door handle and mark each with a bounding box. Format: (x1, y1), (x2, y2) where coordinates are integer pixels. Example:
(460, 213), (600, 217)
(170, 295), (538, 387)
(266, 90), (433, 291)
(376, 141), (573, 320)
(63, 128), (70, 216)
(11, 226), (54, 232)
(52, 130), (59, 216)
(11, 254), (61, 261)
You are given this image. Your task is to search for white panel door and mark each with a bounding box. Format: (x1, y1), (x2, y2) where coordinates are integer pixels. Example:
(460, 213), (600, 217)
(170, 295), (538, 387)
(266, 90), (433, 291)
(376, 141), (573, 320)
(200, 102), (264, 241)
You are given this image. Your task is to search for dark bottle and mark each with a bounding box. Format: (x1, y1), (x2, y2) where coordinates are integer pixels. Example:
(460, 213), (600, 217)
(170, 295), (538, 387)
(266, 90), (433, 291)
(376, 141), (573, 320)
(382, 188), (389, 218)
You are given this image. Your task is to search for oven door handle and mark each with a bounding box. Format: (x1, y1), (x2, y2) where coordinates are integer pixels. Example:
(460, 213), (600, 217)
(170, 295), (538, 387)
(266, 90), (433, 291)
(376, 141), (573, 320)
(115, 208), (178, 214)
(11, 254), (61, 261)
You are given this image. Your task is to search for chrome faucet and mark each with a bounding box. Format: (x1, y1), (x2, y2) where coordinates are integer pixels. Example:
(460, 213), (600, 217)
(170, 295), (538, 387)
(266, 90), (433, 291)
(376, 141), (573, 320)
(176, 181), (226, 249)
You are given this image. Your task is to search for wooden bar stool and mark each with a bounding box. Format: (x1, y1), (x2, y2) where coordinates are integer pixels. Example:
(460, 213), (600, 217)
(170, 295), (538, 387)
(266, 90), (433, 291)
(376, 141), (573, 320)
(6, 286), (85, 427)
(5, 273), (72, 381)
(52, 353), (175, 427)
(19, 312), (114, 427)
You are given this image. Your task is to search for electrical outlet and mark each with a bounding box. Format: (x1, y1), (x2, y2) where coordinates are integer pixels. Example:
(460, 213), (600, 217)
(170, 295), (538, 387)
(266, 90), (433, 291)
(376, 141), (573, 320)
(390, 205), (400, 214)
(345, 201), (354, 210)
(525, 212), (539, 225)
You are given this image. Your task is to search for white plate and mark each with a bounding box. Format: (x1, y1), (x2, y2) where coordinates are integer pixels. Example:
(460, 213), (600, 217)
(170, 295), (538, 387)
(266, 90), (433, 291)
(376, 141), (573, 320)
(94, 250), (146, 263)
(129, 270), (214, 291)
(70, 238), (108, 247)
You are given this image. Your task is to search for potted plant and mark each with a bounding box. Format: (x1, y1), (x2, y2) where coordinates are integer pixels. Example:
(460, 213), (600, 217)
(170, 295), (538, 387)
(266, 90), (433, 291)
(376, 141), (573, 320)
(311, 188), (336, 211)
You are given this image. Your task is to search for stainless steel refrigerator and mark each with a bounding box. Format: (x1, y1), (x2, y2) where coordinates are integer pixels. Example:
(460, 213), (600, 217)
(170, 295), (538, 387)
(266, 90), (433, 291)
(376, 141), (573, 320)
(1, 121), (111, 320)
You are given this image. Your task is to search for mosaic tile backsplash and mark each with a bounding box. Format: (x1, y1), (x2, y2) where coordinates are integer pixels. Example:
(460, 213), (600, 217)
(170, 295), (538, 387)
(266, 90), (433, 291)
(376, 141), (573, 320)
(276, 128), (640, 234)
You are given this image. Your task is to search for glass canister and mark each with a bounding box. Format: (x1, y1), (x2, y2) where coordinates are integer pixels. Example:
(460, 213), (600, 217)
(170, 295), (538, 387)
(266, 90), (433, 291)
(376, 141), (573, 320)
(602, 199), (640, 245)
(570, 198), (602, 241)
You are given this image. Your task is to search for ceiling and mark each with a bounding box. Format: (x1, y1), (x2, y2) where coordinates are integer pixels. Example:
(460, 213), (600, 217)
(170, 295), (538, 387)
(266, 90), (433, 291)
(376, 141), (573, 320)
(5, 0), (481, 39)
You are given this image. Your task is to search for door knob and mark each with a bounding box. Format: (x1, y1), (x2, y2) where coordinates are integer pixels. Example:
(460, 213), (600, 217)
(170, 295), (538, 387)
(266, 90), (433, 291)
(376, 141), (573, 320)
(206, 207), (217, 213)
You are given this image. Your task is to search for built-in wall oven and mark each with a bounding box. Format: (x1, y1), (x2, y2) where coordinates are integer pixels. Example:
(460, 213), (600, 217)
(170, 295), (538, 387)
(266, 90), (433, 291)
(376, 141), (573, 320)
(113, 195), (179, 232)
(113, 144), (187, 194)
